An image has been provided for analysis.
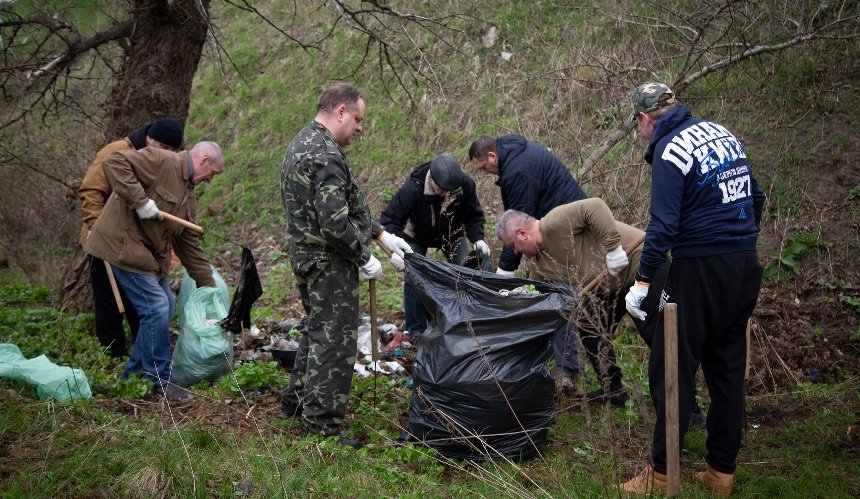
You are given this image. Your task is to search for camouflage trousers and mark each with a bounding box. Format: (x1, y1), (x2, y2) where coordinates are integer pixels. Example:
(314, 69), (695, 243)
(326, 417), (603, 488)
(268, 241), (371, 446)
(282, 254), (359, 436)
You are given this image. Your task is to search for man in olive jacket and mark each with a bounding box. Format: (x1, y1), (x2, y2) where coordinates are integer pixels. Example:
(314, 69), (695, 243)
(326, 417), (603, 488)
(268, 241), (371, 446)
(85, 141), (224, 401)
(495, 198), (639, 404)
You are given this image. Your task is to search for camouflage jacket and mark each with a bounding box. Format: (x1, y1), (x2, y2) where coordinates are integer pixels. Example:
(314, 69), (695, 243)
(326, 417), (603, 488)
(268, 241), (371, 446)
(280, 120), (382, 266)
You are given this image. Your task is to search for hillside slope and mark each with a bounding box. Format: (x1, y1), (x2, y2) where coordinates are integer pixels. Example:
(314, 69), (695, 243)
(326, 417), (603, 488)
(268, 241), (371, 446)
(177, 1), (860, 386)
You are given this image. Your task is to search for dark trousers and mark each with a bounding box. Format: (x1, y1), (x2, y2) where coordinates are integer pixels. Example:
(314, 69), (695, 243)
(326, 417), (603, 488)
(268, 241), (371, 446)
(649, 252), (761, 475)
(89, 255), (140, 357)
(570, 289), (626, 390)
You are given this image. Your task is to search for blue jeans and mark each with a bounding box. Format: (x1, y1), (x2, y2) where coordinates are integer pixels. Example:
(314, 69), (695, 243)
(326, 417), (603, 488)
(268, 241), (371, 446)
(112, 267), (175, 383)
(403, 237), (468, 337)
(553, 320), (581, 376)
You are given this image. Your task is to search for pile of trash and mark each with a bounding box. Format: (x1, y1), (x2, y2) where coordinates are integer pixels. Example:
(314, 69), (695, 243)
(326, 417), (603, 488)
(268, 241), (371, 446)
(232, 316), (416, 379)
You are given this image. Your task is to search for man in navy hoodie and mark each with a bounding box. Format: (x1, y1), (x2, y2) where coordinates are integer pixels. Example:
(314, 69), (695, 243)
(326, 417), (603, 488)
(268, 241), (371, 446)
(619, 82), (765, 496)
(469, 134), (588, 393)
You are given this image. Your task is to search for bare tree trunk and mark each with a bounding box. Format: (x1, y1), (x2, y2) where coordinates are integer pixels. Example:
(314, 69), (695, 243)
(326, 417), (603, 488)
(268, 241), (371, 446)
(106, 0), (211, 136)
(59, 246), (92, 313)
(58, 0), (210, 311)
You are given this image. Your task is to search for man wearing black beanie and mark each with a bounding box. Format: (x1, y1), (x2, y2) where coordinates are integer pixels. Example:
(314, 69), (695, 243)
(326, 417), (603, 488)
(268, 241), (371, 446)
(145, 118), (184, 150)
(78, 118), (184, 357)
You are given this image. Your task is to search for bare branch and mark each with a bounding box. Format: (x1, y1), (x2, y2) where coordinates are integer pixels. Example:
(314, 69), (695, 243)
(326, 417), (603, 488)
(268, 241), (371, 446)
(580, 0), (860, 179)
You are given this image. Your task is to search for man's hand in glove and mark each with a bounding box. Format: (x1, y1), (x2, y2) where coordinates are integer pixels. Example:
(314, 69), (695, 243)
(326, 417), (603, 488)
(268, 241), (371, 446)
(495, 267), (516, 277)
(605, 245), (629, 276)
(135, 199), (163, 220)
(377, 231), (412, 258)
(390, 253), (405, 271)
(625, 281), (649, 320)
(474, 240), (490, 257)
(360, 254), (382, 279)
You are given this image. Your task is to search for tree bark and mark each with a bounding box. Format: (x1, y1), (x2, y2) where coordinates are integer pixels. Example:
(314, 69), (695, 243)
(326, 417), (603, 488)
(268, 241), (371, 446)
(106, 0), (211, 137)
(59, 0), (210, 312)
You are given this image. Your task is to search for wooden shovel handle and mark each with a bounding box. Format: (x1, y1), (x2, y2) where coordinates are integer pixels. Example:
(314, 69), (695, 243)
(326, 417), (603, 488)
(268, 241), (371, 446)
(374, 236), (392, 257)
(159, 211), (204, 234)
(579, 232), (647, 298)
(103, 260), (125, 315)
(369, 279), (379, 363)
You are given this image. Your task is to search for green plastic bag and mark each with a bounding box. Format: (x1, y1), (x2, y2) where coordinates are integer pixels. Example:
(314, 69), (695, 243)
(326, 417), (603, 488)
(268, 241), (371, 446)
(171, 267), (233, 387)
(0, 344), (92, 401)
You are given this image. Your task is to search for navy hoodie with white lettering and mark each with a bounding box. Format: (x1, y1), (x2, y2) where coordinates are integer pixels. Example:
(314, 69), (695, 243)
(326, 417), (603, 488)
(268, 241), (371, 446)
(637, 105), (766, 282)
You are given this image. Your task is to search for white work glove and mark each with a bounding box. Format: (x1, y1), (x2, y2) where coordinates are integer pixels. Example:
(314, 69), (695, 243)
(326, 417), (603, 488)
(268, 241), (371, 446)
(360, 254), (382, 279)
(625, 281), (650, 321)
(474, 240), (490, 257)
(605, 245), (629, 276)
(390, 252), (405, 271)
(135, 198), (163, 220)
(495, 267), (516, 277)
(377, 231), (413, 258)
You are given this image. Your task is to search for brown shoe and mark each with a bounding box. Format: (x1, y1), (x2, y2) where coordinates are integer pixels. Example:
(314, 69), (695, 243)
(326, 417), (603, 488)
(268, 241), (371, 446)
(618, 463), (667, 494)
(693, 465), (733, 496)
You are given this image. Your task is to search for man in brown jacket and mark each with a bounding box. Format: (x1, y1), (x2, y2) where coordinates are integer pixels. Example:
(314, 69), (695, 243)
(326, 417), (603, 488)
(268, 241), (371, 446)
(85, 141), (223, 401)
(78, 118), (184, 357)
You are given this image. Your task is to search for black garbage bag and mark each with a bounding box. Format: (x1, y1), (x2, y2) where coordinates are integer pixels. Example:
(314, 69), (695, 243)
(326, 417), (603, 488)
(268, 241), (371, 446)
(461, 248), (495, 273)
(403, 253), (574, 461)
(219, 247), (263, 334)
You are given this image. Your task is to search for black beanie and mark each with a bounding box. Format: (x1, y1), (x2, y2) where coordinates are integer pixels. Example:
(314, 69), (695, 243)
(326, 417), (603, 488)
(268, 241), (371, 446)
(429, 154), (464, 192)
(147, 118), (183, 149)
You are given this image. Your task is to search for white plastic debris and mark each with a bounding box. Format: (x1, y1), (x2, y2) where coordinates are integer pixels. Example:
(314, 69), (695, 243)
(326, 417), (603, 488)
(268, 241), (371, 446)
(369, 360), (406, 374)
(357, 325), (372, 356)
(482, 26), (498, 47)
(354, 362), (370, 377)
(356, 325), (384, 356)
(354, 361), (405, 377)
(499, 285), (538, 297)
(249, 325), (261, 337)
(501, 51), (513, 61)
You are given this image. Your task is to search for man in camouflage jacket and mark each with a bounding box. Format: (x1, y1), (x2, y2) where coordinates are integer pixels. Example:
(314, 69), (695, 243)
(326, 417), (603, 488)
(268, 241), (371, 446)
(280, 83), (411, 447)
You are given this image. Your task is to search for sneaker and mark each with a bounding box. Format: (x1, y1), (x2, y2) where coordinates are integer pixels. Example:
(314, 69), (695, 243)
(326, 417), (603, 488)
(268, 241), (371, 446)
(586, 387), (630, 408)
(155, 382), (193, 402)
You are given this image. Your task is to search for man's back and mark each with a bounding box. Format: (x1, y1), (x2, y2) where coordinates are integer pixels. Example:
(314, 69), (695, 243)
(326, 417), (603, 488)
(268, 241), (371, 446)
(496, 134), (587, 271)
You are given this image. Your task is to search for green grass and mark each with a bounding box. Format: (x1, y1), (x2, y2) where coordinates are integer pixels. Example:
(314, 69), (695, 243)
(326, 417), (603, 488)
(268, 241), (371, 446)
(3, 0), (860, 495)
(1, 283), (858, 496)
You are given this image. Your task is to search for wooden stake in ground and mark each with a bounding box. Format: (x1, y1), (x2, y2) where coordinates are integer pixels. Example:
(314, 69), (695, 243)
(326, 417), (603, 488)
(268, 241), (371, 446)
(745, 318), (752, 381)
(370, 278), (379, 407)
(664, 303), (680, 497)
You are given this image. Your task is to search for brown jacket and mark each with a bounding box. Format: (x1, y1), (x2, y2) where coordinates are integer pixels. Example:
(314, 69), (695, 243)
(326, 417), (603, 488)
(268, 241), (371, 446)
(529, 198), (644, 295)
(84, 147), (214, 287)
(78, 138), (134, 246)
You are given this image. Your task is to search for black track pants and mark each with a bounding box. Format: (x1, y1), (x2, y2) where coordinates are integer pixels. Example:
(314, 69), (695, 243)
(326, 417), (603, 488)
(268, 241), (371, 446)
(649, 252), (761, 475)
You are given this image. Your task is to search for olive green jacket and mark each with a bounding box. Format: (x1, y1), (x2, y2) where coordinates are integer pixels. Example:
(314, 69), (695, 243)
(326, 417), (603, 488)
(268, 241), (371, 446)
(528, 198), (643, 295)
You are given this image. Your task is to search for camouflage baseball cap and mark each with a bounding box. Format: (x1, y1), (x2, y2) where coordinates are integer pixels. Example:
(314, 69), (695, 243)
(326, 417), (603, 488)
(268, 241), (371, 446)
(626, 82), (676, 125)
